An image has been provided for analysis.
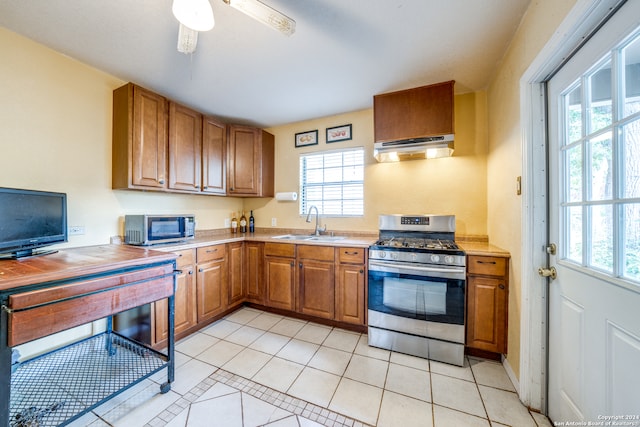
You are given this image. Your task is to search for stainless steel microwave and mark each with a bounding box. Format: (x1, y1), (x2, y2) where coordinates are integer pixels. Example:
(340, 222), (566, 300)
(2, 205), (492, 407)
(124, 214), (195, 246)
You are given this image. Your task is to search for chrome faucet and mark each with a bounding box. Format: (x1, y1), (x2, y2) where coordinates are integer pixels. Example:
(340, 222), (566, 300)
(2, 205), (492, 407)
(305, 205), (326, 236)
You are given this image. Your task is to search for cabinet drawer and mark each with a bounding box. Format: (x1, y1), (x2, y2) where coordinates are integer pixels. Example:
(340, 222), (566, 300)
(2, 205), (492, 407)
(175, 249), (195, 268)
(197, 244), (226, 263)
(7, 265), (175, 347)
(337, 247), (365, 264)
(467, 255), (508, 276)
(298, 245), (334, 262)
(264, 242), (295, 258)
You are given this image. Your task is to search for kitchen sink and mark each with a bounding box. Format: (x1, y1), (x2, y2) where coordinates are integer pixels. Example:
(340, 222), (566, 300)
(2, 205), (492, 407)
(271, 234), (346, 241)
(271, 234), (314, 240)
(305, 235), (346, 241)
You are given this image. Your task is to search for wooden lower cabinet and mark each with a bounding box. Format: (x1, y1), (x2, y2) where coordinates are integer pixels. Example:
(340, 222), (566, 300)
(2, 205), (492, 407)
(298, 246), (335, 319)
(154, 249), (197, 344)
(245, 242), (264, 303)
(466, 255), (509, 354)
(196, 244), (227, 323)
(228, 241), (245, 307)
(264, 243), (296, 310)
(335, 247), (366, 325)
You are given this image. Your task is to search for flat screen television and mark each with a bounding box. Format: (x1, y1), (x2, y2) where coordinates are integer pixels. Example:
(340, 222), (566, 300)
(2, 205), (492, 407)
(0, 187), (68, 259)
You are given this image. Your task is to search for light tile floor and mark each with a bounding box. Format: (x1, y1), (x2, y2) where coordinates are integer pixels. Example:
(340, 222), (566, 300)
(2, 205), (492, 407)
(68, 307), (553, 427)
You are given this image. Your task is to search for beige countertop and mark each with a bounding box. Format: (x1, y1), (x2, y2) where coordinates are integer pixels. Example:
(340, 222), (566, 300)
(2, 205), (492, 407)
(131, 228), (510, 258)
(147, 228), (378, 252)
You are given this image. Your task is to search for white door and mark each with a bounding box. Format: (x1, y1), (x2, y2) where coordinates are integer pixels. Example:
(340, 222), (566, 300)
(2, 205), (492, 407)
(547, 1), (640, 422)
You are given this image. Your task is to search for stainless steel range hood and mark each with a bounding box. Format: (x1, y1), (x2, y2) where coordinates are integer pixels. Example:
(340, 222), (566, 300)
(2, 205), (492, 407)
(373, 134), (454, 162)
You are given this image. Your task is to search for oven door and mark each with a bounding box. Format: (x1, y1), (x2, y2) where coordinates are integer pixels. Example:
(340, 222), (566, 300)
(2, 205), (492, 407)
(368, 259), (465, 325)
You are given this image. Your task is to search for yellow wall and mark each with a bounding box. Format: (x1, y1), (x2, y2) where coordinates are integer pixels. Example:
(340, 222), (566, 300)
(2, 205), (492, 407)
(0, 27), (243, 250)
(247, 91), (489, 236)
(486, 0), (577, 379)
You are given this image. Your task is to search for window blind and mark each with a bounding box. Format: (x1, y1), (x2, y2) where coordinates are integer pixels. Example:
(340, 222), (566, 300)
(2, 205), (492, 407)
(299, 148), (364, 216)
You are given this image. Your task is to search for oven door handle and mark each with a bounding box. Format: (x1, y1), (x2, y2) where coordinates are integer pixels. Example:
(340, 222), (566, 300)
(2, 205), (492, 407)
(369, 260), (466, 279)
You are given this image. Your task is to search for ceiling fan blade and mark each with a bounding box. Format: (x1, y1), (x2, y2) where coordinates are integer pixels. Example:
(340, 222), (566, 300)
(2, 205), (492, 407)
(223, 0), (295, 36)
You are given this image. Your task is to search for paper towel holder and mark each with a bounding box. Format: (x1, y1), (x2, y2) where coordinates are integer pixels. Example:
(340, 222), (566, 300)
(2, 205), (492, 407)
(275, 192), (298, 201)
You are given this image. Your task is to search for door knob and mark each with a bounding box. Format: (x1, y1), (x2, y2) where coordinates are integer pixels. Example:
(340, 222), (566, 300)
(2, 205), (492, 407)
(538, 266), (557, 280)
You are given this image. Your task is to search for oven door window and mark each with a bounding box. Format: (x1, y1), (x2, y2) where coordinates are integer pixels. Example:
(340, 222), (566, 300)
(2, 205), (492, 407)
(368, 269), (464, 324)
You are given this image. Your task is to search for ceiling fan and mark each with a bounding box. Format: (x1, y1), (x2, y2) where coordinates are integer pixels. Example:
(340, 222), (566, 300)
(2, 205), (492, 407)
(172, 0), (295, 54)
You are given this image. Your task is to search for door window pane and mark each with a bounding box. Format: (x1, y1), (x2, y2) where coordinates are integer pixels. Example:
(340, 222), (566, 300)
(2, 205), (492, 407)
(622, 118), (640, 198)
(588, 60), (612, 133)
(622, 36), (640, 118)
(567, 206), (582, 263)
(589, 205), (613, 272)
(567, 144), (583, 202)
(589, 132), (613, 201)
(624, 203), (640, 281)
(566, 84), (583, 144)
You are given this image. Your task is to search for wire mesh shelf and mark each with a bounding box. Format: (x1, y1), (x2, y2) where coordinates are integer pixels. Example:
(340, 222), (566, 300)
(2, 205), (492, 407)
(10, 332), (169, 427)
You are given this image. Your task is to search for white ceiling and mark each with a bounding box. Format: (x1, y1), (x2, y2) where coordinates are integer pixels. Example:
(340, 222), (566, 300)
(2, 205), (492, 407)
(0, 0), (531, 128)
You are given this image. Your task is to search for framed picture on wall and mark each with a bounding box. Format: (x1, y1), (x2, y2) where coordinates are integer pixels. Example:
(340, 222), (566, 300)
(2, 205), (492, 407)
(326, 124), (352, 143)
(295, 130), (318, 147)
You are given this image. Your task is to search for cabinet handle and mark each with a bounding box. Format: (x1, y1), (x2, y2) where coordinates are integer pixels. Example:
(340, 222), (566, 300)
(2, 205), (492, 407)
(199, 268), (204, 273)
(344, 251), (359, 255)
(299, 263), (303, 268)
(290, 261), (294, 267)
(159, 179), (165, 184)
(206, 249), (218, 253)
(499, 284), (505, 290)
(477, 260), (496, 264)
(203, 186), (208, 189)
(359, 269), (364, 274)
(188, 270), (193, 275)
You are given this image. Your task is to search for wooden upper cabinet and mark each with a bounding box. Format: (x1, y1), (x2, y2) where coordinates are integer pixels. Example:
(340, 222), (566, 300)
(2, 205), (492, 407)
(112, 83), (168, 190)
(202, 116), (226, 195)
(228, 125), (274, 197)
(169, 102), (202, 192)
(373, 80), (454, 143)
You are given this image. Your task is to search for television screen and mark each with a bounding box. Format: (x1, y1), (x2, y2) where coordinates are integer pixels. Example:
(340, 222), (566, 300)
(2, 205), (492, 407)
(0, 187), (68, 258)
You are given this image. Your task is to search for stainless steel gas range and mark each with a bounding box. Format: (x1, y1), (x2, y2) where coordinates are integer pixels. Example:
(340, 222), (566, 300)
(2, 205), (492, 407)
(367, 214), (466, 366)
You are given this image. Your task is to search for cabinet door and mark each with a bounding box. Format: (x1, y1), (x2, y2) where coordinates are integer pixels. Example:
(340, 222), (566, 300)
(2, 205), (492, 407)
(202, 116), (226, 194)
(265, 256), (295, 310)
(155, 266), (196, 343)
(466, 276), (507, 353)
(336, 264), (365, 325)
(228, 125), (260, 195)
(298, 259), (335, 319)
(169, 102), (202, 192)
(196, 259), (227, 322)
(245, 242), (264, 303)
(228, 242), (245, 306)
(113, 84), (168, 190)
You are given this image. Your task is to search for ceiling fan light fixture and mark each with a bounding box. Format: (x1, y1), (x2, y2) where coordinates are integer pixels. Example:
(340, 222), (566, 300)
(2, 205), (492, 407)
(177, 23), (199, 54)
(172, 0), (215, 31)
(223, 0), (295, 36)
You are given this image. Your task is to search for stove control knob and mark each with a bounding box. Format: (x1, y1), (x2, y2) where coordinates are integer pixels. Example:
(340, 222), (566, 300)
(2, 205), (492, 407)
(444, 255), (455, 264)
(430, 254), (441, 263)
(378, 251), (386, 258)
(391, 252), (399, 260)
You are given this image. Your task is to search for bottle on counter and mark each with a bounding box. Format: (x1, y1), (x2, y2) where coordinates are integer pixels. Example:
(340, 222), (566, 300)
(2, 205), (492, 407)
(249, 210), (255, 233)
(240, 211), (247, 233)
(231, 212), (238, 233)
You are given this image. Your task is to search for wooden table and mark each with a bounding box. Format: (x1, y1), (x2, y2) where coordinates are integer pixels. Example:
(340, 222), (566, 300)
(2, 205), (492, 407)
(0, 245), (177, 426)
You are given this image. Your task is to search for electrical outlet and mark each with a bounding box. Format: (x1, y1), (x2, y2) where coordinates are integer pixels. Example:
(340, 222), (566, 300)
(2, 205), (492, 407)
(271, 217), (277, 227)
(68, 226), (85, 235)
(224, 218), (231, 228)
